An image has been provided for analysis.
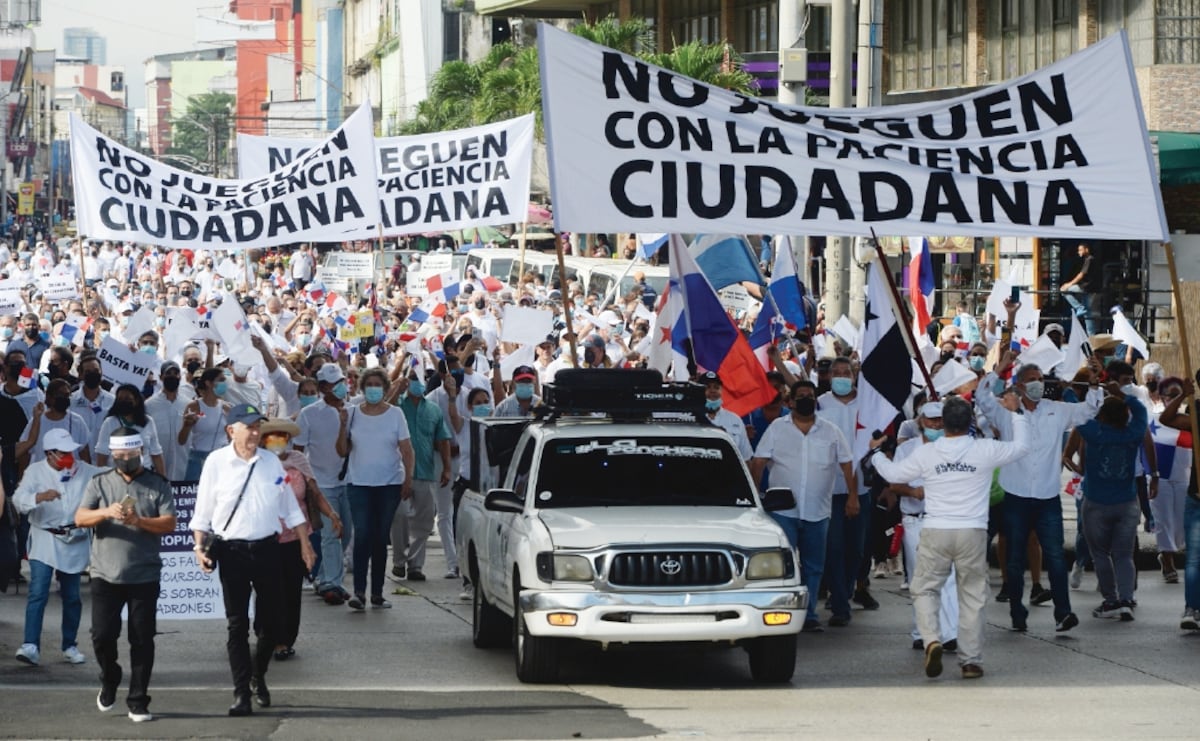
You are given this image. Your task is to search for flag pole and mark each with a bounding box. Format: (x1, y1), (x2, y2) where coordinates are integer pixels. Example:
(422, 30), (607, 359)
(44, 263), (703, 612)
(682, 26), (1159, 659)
(76, 236), (89, 316)
(517, 223), (528, 296)
(555, 232), (578, 366)
(868, 228), (937, 399)
(1163, 241), (1200, 472)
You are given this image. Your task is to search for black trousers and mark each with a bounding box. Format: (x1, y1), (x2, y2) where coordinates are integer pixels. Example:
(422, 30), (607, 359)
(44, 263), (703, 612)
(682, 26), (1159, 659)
(90, 578), (159, 711)
(217, 537), (283, 696)
(279, 540), (304, 649)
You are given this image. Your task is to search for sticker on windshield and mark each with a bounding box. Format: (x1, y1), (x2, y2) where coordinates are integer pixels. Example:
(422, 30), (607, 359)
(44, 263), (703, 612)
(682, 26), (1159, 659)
(570, 439), (723, 459)
(538, 490), (553, 502)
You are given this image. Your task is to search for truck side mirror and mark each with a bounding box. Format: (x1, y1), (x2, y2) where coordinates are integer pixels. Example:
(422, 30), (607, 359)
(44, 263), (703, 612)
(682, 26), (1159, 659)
(484, 488), (524, 513)
(761, 487), (796, 512)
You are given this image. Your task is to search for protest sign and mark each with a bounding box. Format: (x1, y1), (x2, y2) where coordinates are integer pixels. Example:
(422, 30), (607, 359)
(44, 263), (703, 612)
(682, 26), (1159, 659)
(238, 115), (535, 235)
(70, 104), (380, 249)
(538, 26), (1167, 240)
(40, 274), (79, 301)
(501, 305), (554, 347)
(123, 305), (157, 343)
(336, 253), (373, 279)
(0, 279), (22, 315)
(157, 481), (225, 620)
(211, 299), (261, 366)
(97, 336), (158, 387)
(337, 310), (375, 340)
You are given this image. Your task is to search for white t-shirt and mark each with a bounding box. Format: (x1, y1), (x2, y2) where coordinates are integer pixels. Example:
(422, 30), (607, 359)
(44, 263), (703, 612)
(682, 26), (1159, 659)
(345, 405), (411, 487)
(709, 407), (753, 461)
(20, 411), (92, 462)
(295, 400), (349, 489)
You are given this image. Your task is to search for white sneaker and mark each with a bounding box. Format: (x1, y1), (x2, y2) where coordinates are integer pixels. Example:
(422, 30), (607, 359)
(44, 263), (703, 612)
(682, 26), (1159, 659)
(1181, 608), (1200, 631)
(128, 709), (153, 723)
(1070, 561), (1085, 590)
(64, 646), (86, 664)
(457, 590), (471, 601)
(15, 643), (39, 666)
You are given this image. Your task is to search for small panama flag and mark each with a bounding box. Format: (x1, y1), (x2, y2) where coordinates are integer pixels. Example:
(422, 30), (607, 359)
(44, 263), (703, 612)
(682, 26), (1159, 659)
(307, 281), (326, 305)
(17, 366), (36, 389)
(60, 316), (93, 348)
(196, 305), (213, 322)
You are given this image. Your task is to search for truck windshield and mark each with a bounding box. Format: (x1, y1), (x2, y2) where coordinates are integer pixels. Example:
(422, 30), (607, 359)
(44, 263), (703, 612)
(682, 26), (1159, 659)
(533, 436), (754, 508)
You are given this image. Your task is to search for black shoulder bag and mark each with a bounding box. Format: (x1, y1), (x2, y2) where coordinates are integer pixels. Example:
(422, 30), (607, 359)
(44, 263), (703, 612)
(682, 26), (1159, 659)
(337, 408), (355, 482)
(199, 460), (258, 558)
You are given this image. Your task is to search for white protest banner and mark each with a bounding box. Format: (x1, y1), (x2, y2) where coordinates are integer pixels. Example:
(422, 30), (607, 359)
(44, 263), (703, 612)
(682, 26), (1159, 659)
(97, 336), (158, 387)
(70, 103), (380, 249)
(1019, 333), (1066, 372)
(538, 26), (1167, 240)
(40, 274), (79, 302)
(0, 279), (22, 315)
(237, 115), (535, 235)
(123, 305), (157, 343)
(157, 482), (225, 620)
(499, 343), (536, 382)
(337, 253), (373, 279)
(501, 305), (554, 346)
(211, 299), (261, 367)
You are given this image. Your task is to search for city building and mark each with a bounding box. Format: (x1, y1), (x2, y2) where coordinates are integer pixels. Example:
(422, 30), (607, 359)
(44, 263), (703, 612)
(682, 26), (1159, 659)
(143, 47), (236, 156)
(62, 27), (106, 65)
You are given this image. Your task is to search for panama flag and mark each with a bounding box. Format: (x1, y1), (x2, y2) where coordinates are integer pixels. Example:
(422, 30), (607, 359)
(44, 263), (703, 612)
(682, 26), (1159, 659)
(306, 281), (326, 305)
(748, 297), (782, 370)
(637, 233), (669, 261)
(409, 295), (446, 325)
(647, 280), (690, 381)
(688, 234), (763, 290)
(16, 366), (35, 389)
(426, 271), (461, 302)
(906, 237), (935, 333)
(669, 235), (775, 416)
(855, 260), (914, 457)
(60, 315), (93, 348)
(1147, 419), (1193, 479)
(769, 236), (808, 331)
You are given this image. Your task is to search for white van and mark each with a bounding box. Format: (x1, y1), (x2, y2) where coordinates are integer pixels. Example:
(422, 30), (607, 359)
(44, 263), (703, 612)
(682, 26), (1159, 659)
(465, 248), (522, 286)
(586, 263), (668, 305)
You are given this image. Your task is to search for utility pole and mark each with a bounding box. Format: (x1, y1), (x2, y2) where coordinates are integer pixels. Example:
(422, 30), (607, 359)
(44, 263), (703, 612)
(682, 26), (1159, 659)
(848, 0), (883, 325)
(777, 1), (811, 290)
(824, 0), (855, 323)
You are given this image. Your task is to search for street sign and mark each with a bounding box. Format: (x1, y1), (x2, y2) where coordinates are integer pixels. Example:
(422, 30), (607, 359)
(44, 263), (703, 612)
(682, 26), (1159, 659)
(17, 182), (34, 215)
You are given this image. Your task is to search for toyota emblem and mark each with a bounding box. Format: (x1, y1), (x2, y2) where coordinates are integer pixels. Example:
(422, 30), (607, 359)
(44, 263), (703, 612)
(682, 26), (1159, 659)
(659, 559), (682, 575)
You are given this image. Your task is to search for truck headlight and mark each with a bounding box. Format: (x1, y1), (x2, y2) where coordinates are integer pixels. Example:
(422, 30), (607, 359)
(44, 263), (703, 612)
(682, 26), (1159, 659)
(536, 552), (594, 582)
(746, 551), (786, 580)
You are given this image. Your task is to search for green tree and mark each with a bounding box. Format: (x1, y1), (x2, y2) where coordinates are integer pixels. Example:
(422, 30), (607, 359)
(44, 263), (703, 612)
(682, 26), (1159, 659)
(169, 92), (236, 175)
(402, 15), (757, 137)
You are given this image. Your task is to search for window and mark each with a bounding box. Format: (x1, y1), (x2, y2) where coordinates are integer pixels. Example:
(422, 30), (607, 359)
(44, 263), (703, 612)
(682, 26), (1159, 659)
(1156, 1), (1200, 64)
(1053, 0), (1074, 25)
(1002, 0), (1020, 31)
(672, 0), (721, 45)
(947, 0), (965, 37)
(904, 0), (920, 42)
(735, 1), (779, 53)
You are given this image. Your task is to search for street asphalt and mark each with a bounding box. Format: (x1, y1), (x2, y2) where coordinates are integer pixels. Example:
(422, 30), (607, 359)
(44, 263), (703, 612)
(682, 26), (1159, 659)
(0, 521), (1197, 740)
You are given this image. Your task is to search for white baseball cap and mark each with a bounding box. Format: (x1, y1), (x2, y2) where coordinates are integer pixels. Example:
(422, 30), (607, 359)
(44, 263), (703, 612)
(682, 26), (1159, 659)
(43, 428), (81, 453)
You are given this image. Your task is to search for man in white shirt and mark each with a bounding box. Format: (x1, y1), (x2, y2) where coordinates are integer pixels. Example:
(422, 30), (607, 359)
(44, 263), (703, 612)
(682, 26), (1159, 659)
(699, 371), (752, 461)
(977, 351), (1100, 633)
(192, 404), (315, 716)
(750, 380), (855, 632)
(144, 362), (191, 481)
(290, 245), (313, 289)
(871, 394), (1029, 680)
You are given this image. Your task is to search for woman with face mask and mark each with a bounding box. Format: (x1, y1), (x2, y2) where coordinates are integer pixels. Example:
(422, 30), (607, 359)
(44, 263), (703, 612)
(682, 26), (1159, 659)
(338, 368), (414, 610)
(15, 379), (92, 464)
(93, 384), (167, 477)
(179, 368), (230, 480)
(258, 418), (340, 661)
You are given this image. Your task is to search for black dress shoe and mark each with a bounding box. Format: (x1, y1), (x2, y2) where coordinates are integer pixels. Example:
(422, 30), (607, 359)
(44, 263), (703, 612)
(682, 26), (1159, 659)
(250, 676), (271, 708)
(229, 694), (253, 717)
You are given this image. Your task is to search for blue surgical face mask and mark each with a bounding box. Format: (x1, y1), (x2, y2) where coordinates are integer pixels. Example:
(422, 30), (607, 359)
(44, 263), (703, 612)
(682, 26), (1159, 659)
(969, 355), (985, 371)
(38, 331), (50, 343)
(514, 382), (534, 400)
(140, 345), (157, 355)
(296, 333), (310, 347)
(364, 387), (385, 405)
(299, 394), (319, 408)
(923, 427), (945, 442)
(408, 380), (426, 398)
(831, 377), (853, 397)
(0, 327), (11, 339)
(472, 403), (493, 417)
(704, 398), (722, 412)
(331, 381), (348, 400)
(213, 381), (228, 397)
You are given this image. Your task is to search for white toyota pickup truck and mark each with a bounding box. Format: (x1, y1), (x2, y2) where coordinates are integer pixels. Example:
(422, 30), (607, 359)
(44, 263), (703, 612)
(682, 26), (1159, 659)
(456, 370), (805, 683)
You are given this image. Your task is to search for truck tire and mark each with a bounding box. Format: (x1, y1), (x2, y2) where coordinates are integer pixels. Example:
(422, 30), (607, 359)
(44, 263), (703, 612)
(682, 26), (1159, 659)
(747, 635), (797, 683)
(473, 577), (511, 648)
(513, 579), (560, 683)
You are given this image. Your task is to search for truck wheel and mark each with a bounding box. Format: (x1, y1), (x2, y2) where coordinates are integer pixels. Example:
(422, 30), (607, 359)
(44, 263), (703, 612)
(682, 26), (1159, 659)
(747, 635), (797, 683)
(513, 583), (560, 683)
(473, 577), (511, 648)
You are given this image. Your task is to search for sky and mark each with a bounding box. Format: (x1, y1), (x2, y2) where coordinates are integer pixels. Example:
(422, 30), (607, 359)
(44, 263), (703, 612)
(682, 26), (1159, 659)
(37, 0), (210, 109)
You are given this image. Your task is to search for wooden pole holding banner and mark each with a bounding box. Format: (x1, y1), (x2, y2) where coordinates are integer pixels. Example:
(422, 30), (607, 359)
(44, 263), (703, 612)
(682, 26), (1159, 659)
(868, 228), (937, 399)
(517, 223), (528, 295)
(555, 232), (578, 367)
(1163, 242), (1200, 476)
(77, 236), (89, 316)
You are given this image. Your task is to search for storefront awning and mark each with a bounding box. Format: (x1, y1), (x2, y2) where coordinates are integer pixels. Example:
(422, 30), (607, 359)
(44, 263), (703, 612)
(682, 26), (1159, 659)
(1152, 130), (1200, 186)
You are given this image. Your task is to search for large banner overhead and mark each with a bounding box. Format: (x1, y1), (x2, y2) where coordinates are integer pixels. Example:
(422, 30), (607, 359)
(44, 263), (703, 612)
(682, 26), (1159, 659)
(538, 25), (1168, 241)
(237, 115), (536, 236)
(70, 104), (380, 249)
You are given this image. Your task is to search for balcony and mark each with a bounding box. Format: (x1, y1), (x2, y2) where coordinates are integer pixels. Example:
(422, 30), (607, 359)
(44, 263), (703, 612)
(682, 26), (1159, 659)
(475, 0), (593, 16)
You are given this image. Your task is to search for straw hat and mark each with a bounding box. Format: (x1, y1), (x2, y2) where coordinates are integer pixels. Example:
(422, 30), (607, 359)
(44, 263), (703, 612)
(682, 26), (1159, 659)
(260, 418), (300, 438)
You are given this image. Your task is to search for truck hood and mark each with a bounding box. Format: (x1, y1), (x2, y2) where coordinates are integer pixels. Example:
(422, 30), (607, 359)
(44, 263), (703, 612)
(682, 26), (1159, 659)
(536, 507), (787, 550)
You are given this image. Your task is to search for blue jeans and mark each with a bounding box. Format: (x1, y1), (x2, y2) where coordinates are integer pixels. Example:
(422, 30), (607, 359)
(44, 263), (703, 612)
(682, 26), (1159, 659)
(25, 559), (82, 650)
(825, 493), (869, 620)
(1062, 285), (1095, 334)
(1080, 499), (1139, 602)
(1074, 497), (1092, 568)
(317, 484), (353, 593)
(346, 484), (401, 598)
(1005, 494), (1072, 623)
(770, 514), (829, 624)
(1184, 497), (1200, 610)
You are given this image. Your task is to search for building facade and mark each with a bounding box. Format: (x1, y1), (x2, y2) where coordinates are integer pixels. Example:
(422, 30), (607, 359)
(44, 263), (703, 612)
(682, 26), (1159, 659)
(143, 48), (236, 156)
(61, 27), (106, 65)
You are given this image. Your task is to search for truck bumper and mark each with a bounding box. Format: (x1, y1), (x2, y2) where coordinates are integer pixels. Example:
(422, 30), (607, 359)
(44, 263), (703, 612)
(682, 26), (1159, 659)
(519, 587), (807, 642)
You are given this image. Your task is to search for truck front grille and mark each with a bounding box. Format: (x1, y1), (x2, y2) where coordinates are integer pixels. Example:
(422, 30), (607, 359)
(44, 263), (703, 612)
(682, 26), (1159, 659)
(607, 551), (732, 587)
